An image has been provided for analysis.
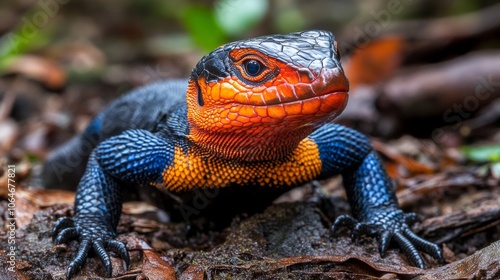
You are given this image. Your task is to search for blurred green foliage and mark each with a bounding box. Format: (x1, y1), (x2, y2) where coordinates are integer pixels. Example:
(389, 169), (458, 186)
(0, 15), (53, 70)
(180, 5), (227, 52)
(180, 0), (267, 52)
(215, 0), (267, 36)
(461, 144), (500, 163)
(0, 0), (268, 66)
(1, 0), (499, 67)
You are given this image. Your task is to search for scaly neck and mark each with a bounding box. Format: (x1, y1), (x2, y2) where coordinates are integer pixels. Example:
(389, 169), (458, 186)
(188, 125), (315, 162)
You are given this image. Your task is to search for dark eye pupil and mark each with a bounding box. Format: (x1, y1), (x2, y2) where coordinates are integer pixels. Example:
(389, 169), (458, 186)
(245, 60), (261, 76)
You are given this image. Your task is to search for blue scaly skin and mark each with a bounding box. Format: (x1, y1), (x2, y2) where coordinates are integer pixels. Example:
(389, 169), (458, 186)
(45, 30), (443, 279)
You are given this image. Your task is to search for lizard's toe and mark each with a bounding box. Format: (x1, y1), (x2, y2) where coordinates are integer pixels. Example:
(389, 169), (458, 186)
(330, 210), (443, 269)
(67, 239), (92, 279)
(55, 227), (78, 244)
(403, 228), (444, 263)
(393, 231), (425, 269)
(331, 214), (358, 234)
(53, 217), (75, 240)
(93, 239), (113, 277)
(105, 239), (130, 268)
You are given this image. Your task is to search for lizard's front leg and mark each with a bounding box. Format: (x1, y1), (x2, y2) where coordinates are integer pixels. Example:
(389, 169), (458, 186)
(310, 123), (443, 268)
(53, 129), (175, 279)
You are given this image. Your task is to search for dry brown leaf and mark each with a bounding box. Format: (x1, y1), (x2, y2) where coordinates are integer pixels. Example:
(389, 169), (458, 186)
(3, 55), (66, 90)
(3, 187), (75, 229)
(379, 52), (500, 118)
(179, 264), (205, 280)
(17, 188), (75, 207)
(415, 240), (500, 280)
(343, 37), (404, 90)
(373, 139), (436, 178)
(141, 250), (176, 280)
(274, 255), (422, 275)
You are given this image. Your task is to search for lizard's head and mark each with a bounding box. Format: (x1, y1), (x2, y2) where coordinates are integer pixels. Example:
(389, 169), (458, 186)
(186, 30), (349, 160)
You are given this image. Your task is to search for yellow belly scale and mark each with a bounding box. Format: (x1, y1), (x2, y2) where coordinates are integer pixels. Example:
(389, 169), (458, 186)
(160, 138), (322, 192)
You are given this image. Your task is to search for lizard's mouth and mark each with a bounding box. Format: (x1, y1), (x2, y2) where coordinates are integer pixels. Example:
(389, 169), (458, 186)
(230, 90), (347, 107)
(225, 67), (349, 121)
(252, 91), (348, 122)
(226, 90), (348, 122)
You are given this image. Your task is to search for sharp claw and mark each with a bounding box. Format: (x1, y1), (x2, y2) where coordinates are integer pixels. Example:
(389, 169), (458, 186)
(55, 228), (78, 244)
(67, 239), (91, 279)
(53, 217), (75, 240)
(93, 240), (113, 277)
(105, 239), (130, 268)
(66, 263), (79, 280)
(427, 244), (444, 264)
(435, 247), (444, 264)
(331, 211), (442, 269)
(393, 232), (425, 269)
(331, 214), (358, 235)
(379, 231), (392, 257)
(53, 214), (129, 279)
(403, 228), (444, 263)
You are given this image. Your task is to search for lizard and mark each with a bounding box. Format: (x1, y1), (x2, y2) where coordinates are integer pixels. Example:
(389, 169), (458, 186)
(44, 30), (443, 279)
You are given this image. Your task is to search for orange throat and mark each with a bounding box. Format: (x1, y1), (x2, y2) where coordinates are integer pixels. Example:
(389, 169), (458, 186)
(188, 124), (318, 161)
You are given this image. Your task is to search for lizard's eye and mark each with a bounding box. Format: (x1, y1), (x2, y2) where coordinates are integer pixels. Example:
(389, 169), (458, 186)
(244, 59), (263, 76)
(231, 51), (274, 84)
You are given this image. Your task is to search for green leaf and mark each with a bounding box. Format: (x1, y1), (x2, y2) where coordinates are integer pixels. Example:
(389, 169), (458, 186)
(461, 144), (500, 163)
(0, 7), (55, 71)
(214, 0), (268, 36)
(180, 5), (227, 52)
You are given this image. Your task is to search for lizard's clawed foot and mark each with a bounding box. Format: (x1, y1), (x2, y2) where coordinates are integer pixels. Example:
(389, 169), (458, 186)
(331, 210), (443, 269)
(53, 216), (130, 279)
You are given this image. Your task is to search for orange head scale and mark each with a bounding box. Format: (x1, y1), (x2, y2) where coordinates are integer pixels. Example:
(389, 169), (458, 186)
(186, 30), (349, 161)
